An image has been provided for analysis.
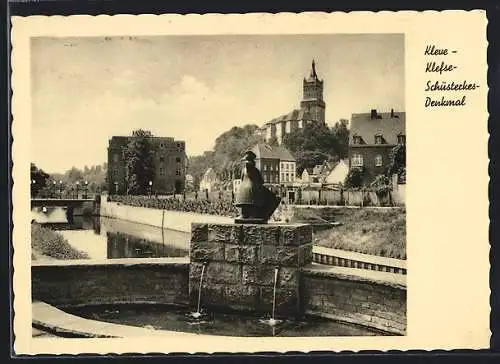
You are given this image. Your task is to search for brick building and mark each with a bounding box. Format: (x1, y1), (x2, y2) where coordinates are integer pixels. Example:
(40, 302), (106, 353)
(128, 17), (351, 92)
(107, 135), (186, 195)
(348, 109), (406, 185)
(260, 60), (326, 144)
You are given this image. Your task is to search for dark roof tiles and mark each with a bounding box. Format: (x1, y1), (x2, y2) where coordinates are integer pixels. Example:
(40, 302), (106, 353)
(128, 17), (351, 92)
(251, 143), (296, 161)
(350, 111), (406, 145)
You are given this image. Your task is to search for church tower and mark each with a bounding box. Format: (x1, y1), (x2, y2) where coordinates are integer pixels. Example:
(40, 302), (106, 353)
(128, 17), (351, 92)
(300, 59), (326, 123)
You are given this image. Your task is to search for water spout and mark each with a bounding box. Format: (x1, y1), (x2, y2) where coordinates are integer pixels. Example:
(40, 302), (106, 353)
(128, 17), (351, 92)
(271, 267), (279, 322)
(260, 267), (282, 327)
(191, 263), (206, 319)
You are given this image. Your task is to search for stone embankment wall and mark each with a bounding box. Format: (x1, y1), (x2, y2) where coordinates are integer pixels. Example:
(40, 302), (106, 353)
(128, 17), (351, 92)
(302, 264), (407, 335)
(31, 258), (190, 308)
(99, 198), (232, 232)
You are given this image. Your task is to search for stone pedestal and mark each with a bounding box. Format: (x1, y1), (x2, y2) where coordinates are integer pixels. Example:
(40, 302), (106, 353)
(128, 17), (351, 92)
(189, 223), (313, 317)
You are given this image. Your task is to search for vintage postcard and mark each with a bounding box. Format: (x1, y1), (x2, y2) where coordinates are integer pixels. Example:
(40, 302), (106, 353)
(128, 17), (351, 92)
(11, 11), (489, 355)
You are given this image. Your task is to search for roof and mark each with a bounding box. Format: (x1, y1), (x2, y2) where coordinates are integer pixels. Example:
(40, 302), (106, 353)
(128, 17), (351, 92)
(251, 143), (296, 161)
(312, 164), (324, 175)
(305, 59), (322, 83)
(350, 110), (406, 145)
(264, 109), (311, 126)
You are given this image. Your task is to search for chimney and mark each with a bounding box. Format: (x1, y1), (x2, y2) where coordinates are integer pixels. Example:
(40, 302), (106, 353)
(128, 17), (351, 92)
(370, 109), (377, 119)
(391, 109), (395, 118)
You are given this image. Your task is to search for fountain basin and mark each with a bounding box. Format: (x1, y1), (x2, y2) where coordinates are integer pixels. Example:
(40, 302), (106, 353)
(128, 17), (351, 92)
(34, 302), (386, 338)
(32, 258), (406, 336)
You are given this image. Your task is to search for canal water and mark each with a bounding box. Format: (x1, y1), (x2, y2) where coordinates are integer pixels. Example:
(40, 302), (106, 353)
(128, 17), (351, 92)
(33, 207), (190, 259)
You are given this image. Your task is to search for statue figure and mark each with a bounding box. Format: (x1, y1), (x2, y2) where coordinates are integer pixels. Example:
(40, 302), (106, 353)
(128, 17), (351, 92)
(234, 151), (281, 224)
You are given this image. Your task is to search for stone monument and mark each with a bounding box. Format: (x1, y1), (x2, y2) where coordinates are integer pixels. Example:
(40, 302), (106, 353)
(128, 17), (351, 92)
(189, 151), (313, 317)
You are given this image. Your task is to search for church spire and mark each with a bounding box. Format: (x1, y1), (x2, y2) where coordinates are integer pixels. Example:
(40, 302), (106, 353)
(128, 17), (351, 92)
(309, 59), (319, 81)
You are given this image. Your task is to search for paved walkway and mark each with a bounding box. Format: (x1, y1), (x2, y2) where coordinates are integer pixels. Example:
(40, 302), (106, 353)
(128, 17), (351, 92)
(32, 301), (198, 338)
(303, 263), (407, 289)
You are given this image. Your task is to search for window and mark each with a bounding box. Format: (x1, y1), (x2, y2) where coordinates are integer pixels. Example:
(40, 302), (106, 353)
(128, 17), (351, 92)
(352, 135), (362, 144)
(159, 168), (165, 176)
(263, 164), (267, 171)
(281, 173), (285, 181)
(176, 170), (181, 176)
(398, 134), (406, 144)
(375, 134), (383, 144)
(351, 154), (363, 167)
(159, 143), (164, 148)
(281, 162), (284, 170)
(176, 157), (181, 163)
(113, 154), (119, 163)
(375, 155), (383, 167)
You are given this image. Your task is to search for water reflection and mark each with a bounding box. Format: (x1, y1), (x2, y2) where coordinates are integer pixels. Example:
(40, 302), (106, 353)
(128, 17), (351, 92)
(106, 231), (188, 259)
(47, 216), (190, 260)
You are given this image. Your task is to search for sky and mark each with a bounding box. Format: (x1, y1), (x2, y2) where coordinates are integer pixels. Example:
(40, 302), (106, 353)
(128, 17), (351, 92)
(31, 34), (404, 173)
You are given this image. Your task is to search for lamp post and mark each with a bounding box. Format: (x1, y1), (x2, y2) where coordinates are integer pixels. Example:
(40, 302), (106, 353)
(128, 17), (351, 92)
(84, 180), (88, 199)
(31, 179), (36, 198)
(58, 180), (62, 199)
(52, 181), (56, 198)
(148, 180), (152, 198)
(76, 181), (79, 199)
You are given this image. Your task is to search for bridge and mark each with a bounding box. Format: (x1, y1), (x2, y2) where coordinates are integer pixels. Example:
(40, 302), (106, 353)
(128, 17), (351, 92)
(31, 198), (95, 208)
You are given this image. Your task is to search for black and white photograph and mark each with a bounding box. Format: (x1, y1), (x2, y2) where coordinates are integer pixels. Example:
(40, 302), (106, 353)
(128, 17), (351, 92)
(28, 32), (407, 339)
(11, 11), (489, 354)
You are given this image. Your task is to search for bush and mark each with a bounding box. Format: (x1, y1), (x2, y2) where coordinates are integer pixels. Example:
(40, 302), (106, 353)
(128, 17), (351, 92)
(344, 166), (365, 188)
(31, 223), (89, 260)
(108, 194), (239, 217)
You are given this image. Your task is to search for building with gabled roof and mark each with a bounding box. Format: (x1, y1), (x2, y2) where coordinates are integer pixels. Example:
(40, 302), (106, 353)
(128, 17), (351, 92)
(250, 143), (297, 186)
(323, 159), (349, 185)
(348, 109), (406, 185)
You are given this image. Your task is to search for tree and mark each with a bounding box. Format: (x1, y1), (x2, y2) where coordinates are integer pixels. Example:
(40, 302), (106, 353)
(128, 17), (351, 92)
(387, 144), (406, 183)
(123, 129), (155, 195)
(344, 166), (365, 188)
(30, 163), (49, 197)
(282, 121), (345, 177)
(294, 150), (331, 176)
(268, 136), (279, 147)
(370, 174), (392, 194)
(65, 166), (83, 183)
(211, 124), (265, 181)
(332, 119), (349, 158)
(187, 151), (215, 189)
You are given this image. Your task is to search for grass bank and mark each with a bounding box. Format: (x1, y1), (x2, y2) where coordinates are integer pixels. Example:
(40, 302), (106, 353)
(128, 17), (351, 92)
(31, 223), (89, 261)
(292, 207), (406, 260)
